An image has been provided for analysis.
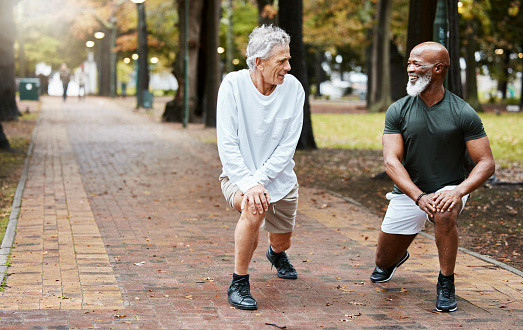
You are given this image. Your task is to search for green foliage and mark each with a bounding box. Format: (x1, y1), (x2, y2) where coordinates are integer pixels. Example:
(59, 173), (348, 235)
(219, 0), (258, 73)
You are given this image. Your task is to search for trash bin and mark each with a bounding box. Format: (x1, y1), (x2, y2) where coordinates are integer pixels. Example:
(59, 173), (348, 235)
(143, 91), (153, 108)
(19, 78), (41, 101)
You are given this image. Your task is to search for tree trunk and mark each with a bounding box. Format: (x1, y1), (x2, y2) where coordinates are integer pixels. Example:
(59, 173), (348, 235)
(99, 28), (112, 97)
(257, 0), (276, 25)
(398, 0), (438, 103)
(446, 0), (463, 98)
(136, 2), (149, 105)
(0, 0), (20, 121)
(279, 0), (317, 149)
(464, 20), (482, 112)
(369, 0), (393, 112)
(162, 0), (203, 123)
(520, 43), (523, 109)
(390, 41), (406, 101)
(314, 50), (323, 97)
(498, 50), (509, 100)
(0, 122), (11, 151)
(406, 0), (438, 57)
(202, 0), (220, 127)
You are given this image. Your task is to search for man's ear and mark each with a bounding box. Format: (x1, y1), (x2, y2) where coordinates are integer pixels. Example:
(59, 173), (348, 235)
(255, 57), (263, 71)
(434, 63), (444, 75)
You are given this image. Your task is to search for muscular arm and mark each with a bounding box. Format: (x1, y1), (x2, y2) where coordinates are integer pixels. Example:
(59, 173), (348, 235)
(382, 134), (436, 215)
(433, 136), (495, 212)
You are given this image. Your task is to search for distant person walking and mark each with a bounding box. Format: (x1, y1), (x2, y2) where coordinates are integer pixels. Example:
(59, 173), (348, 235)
(59, 63), (72, 101)
(216, 25), (304, 310)
(369, 42), (495, 312)
(77, 64), (88, 100)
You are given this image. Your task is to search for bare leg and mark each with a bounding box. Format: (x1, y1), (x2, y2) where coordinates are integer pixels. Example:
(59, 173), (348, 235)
(433, 201), (461, 276)
(268, 232), (292, 253)
(233, 191), (265, 275)
(375, 231), (417, 268)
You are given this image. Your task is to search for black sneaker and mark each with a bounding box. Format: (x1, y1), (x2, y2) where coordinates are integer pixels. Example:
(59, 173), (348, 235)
(370, 251), (409, 283)
(436, 275), (457, 312)
(227, 279), (257, 310)
(266, 248), (298, 279)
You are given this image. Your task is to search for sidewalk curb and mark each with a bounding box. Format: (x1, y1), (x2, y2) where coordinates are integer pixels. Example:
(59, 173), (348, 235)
(0, 115), (39, 285)
(327, 190), (523, 278)
(419, 232), (523, 277)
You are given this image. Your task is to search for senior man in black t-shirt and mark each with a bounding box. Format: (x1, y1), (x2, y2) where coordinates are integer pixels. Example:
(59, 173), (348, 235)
(370, 42), (495, 313)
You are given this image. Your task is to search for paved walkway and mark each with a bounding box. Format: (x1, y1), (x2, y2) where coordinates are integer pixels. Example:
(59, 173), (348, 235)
(0, 96), (521, 329)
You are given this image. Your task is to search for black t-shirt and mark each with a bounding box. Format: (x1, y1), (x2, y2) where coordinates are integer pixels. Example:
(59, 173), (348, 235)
(384, 90), (487, 194)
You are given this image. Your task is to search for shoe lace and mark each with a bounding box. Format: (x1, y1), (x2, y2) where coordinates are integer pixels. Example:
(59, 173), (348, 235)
(234, 281), (252, 298)
(439, 281), (454, 299)
(273, 253), (296, 272)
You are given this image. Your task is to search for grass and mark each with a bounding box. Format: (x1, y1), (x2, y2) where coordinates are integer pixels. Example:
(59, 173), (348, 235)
(311, 111), (523, 161)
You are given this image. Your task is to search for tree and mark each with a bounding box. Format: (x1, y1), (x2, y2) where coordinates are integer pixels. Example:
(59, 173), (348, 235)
(368, 0), (393, 113)
(163, 0), (204, 123)
(279, 0), (317, 149)
(0, 123), (11, 151)
(0, 0), (20, 121)
(459, 0), (491, 111)
(446, 0), (463, 98)
(257, 0), (277, 25)
(202, 0), (219, 127)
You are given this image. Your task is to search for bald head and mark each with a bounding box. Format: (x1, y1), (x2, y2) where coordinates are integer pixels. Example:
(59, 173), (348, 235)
(410, 42), (450, 69)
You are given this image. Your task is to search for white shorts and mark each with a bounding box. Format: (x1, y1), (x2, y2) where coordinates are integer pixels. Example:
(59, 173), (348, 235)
(381, 186), (469, 235)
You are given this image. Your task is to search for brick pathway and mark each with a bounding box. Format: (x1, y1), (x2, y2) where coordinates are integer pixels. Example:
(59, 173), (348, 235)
(0, 96), (521, 329)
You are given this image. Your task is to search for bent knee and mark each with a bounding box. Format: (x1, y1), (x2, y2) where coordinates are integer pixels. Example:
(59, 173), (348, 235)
(432, 212), (458, 231)
(239, 207), (265, 226)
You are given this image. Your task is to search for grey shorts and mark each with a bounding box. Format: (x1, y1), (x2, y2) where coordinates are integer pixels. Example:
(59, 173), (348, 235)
(220, 176), (299, 233)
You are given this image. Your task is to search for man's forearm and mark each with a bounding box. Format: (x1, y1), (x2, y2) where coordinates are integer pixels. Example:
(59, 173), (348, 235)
(454, 159), (495, 197)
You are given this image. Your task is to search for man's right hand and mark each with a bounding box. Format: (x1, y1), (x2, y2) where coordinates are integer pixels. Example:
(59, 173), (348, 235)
(418, 193), (436, 218)
(241, 184), (270, 215)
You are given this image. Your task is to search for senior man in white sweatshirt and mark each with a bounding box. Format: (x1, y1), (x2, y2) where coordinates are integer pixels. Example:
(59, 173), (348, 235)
(216, 25), (304, 310)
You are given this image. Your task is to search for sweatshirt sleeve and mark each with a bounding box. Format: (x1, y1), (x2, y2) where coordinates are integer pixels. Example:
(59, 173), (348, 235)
(252, 84), (305, 187)
(216, 75), (259, 193)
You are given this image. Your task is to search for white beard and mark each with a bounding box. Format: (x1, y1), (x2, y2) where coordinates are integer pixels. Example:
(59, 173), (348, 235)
(406, 71), (432, 96)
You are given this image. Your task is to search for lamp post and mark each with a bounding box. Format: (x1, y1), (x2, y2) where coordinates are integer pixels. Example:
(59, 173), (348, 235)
(130, 0), (149, 109)
(94, 32), (105, 96)
(86, 41), (95, 95)
(183, 0), (189, 127)
(433, 0), (448, 86)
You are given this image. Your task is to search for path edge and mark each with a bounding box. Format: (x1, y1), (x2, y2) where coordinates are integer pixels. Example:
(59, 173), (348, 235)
(0, 112), (40, 285)
(327, 189), (523, 278)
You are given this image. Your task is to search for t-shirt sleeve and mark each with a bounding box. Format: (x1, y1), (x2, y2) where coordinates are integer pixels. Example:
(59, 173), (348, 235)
(383, 103), (402, 134)
(461, 104), (487, 141)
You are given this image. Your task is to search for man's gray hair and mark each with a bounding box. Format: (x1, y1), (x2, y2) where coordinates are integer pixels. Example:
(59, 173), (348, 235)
(246, 25), (291, 71)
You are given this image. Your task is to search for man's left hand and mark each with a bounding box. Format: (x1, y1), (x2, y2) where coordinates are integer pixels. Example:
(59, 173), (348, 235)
(432, 189), (461, 213)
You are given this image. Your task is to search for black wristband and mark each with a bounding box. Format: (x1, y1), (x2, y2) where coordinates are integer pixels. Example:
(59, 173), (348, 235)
(415, 193), (427, 206)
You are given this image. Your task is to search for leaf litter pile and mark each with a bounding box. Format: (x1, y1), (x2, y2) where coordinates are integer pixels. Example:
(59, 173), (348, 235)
(294, 148), (523, 271)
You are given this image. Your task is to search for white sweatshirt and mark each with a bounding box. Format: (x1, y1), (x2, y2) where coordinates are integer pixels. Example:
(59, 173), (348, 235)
(216, 69), (305, 202)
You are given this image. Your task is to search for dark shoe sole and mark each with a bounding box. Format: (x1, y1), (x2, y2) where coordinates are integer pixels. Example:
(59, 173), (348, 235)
(227, 297), (257, 310)
(371, 251), (410, 283)
(277, 273), (297, 279)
